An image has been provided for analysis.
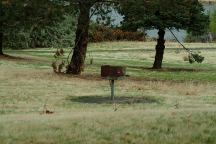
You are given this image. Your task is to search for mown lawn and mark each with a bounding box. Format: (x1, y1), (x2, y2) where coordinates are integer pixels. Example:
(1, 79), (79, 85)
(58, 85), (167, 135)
(0, 41), (216, 144)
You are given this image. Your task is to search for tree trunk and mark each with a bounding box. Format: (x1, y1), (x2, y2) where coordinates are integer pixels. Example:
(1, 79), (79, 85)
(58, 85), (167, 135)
(66, 3), (92, 75)
(152, 29), (165, 69)
(0, 32), (3, 55)
(0, 1), (3, 55)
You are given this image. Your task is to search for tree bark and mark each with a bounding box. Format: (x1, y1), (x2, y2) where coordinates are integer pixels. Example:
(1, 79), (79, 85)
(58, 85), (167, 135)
(0, 1), (4, 56)
(152, 29), (165, 69)
(66, 3), (92, 75)
(0, 32), (3, 55)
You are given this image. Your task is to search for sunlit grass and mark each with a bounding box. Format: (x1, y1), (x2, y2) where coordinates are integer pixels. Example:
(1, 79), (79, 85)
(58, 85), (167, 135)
(4, 41), (216, 82)
(1, 41), (216, 143)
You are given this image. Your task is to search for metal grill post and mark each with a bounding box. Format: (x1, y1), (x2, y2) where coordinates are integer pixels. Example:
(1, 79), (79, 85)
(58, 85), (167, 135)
(110, 80), (115, 100)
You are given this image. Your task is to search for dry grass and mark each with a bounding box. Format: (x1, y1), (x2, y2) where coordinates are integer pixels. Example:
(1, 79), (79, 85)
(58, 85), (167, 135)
(200, 0), (216, 3)
(1, 41), (216, 143)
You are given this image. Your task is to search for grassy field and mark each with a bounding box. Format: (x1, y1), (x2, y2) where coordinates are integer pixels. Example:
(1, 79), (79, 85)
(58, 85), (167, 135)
(200, 0), (216, 3)
(0, 41), (216, 144)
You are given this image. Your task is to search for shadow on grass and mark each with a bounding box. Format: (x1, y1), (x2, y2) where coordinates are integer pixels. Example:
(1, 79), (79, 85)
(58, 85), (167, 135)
(69, 95), (162, 104)
(87, 63), (210, 73)
(0, 54), (50, 63)
(0, 54), (29, 61)
(130, 66), (210, 72)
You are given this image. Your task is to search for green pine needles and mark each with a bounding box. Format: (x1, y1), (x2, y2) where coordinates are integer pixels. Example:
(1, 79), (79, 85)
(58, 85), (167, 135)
(188, 53), (205, 64)
(189, 52), (205, 64)
(169, 29), (205, 64)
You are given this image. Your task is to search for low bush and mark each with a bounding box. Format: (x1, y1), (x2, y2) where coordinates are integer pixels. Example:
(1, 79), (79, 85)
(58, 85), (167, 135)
(209, 10), (216, 41)
(4, 14), (76, 49)
(89, 24), (145, 42)
(184, 33), (211, 43)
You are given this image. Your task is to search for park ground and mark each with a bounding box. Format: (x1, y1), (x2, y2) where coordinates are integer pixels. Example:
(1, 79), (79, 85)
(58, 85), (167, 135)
(0, 41), (216, 144)
(201, 0), (216, 3)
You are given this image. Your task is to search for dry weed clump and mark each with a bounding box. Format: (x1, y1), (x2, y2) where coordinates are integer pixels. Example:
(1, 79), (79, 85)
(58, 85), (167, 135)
(52, 48), (66, 73)
(183, 55), (189, 61)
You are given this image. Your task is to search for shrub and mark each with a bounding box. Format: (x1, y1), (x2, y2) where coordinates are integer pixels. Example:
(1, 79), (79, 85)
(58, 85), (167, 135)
(184, 33), (210, 43)
(4, 14), (76, 49)
(209, 10), (216, 41)
(89, 24), (145, 42)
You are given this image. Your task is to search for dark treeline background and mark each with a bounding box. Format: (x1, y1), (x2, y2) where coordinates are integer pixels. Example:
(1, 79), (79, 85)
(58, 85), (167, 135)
(2, 1), (216, 50)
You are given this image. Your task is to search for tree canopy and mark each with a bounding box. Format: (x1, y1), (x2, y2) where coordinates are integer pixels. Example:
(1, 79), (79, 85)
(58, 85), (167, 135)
(1, 0), (75, 50)
(119, 0), (209, 34)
